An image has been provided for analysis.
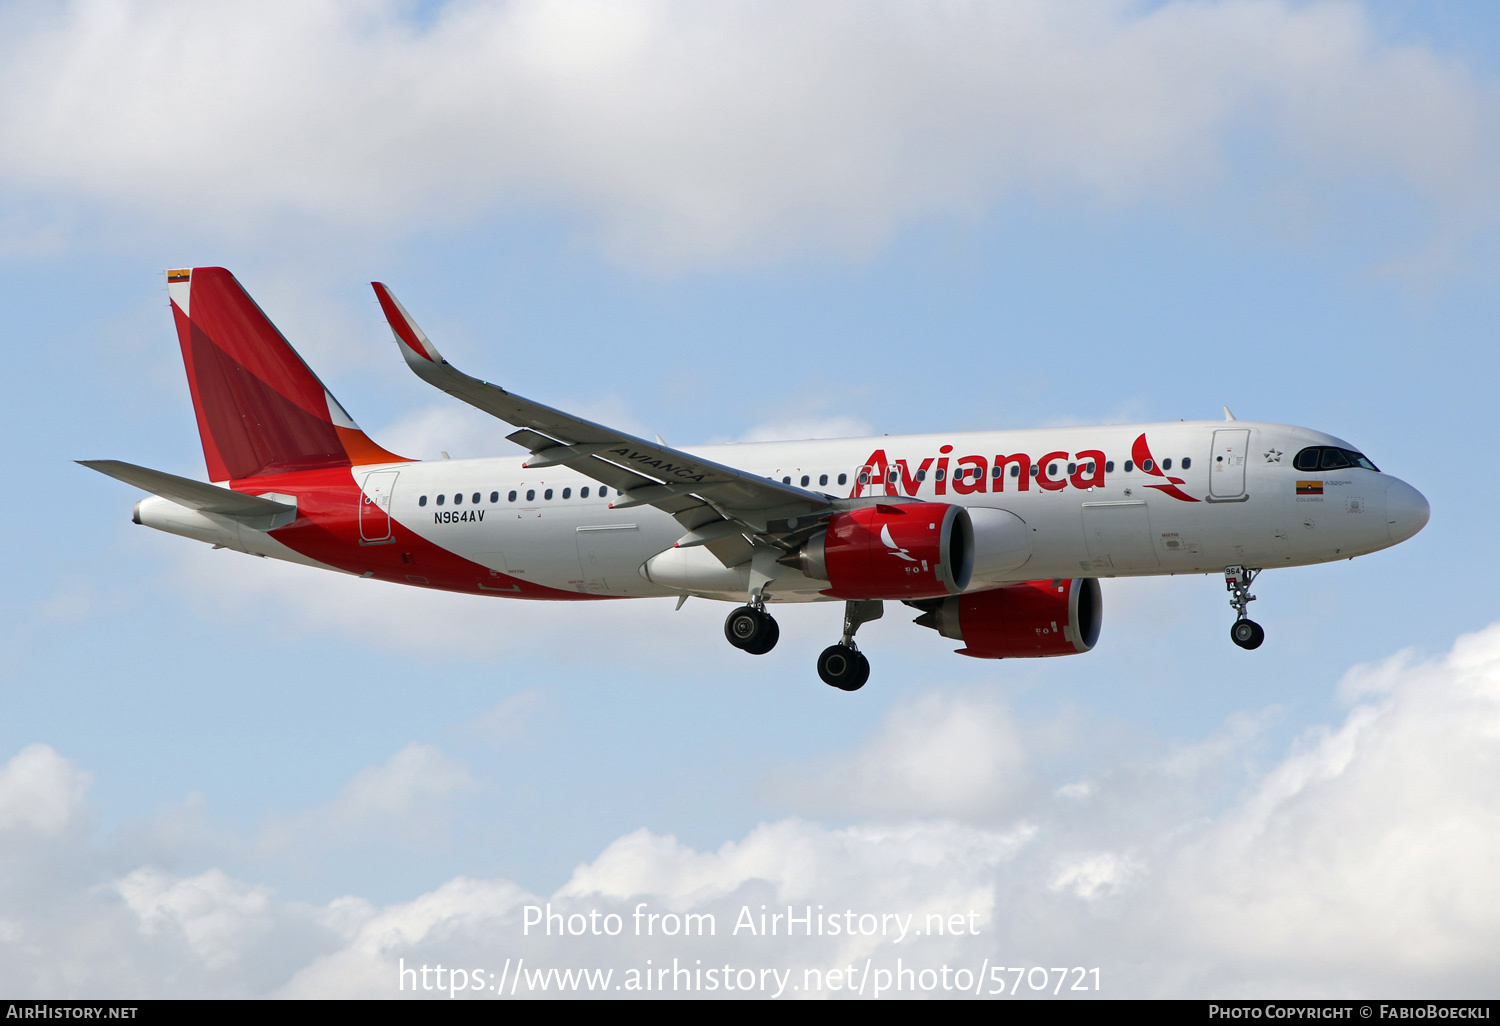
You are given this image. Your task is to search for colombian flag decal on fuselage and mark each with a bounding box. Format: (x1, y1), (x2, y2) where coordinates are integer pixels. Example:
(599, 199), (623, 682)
(1297, 480), (1324, 496)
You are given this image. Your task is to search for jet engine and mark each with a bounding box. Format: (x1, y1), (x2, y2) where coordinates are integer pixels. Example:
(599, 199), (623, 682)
(791, 502), (973, 600)
(911, 578), (1102, 658)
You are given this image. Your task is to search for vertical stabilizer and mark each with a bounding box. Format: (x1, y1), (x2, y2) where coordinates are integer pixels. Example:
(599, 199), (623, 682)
(166, 267), (408, 481)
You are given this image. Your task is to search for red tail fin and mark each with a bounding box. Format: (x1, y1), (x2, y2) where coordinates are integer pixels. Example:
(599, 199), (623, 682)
(166, 267), (408, 481)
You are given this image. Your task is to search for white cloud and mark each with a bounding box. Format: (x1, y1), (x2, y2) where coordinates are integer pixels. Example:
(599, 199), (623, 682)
(4, 619), (1500, 996)
(464, 689), (545, 745)
(117, 868), (274, 971)
(258, 743), (474, 855)
(770, 690), (1029, 817)
(281, 877), (531, 998)
(1048, 851), (1140, 901)
(0, 0), (1493, 267)
(0, 744), (89, 838)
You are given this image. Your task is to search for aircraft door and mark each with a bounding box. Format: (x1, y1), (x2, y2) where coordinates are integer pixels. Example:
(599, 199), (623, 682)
(1210, 429), (1250, 499)
(360, 470), (399, 542)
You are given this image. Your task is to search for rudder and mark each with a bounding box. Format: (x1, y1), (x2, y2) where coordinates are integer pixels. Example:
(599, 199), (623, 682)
(166, 267), (407, 480)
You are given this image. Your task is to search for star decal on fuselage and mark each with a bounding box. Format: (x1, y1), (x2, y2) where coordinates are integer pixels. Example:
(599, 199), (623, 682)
(1264, 448), (1283, 463)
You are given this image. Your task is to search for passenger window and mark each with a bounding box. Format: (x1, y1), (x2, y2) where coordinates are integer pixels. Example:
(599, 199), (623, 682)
(935, 468), (945, 481)
(599, 487), (608, 498)
(545, 488), (553, 500)
(454, 493), (462, 504)
(1028, 465), (1038, 477)
(419, 495), (427, 507)
(819, 474), (828, 486)
(859, 472), (869, 484)
(991, 466), (1001, 478)
(436, 494), (445, 506)
(563, 488), (571, 499)
(526, 489), (535, 502)
(800, 475), (809, 486)
(1066, 462), (1076, 474)
(1142, 459), (1153, 472)
(838, 473), (847, 485)
(1161, 458), (1171, 471)
(917, 469), (927, 481)
(1181, 457), (1191, 470)
(508, 491), (517, 502)
(1011, 465), (1020, 477)
(1124, 461), (1134, 472)
(1105, 461), (1114, 473)
(489, 491), (498, 503)
(581, 486), (590, 498)
(471, 492), (480, 504)
(782, 476), (791, 484)
(1085, 462), (1095, 473)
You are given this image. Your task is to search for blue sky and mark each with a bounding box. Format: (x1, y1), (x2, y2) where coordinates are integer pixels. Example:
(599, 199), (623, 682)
(2, 0), (1499, 998)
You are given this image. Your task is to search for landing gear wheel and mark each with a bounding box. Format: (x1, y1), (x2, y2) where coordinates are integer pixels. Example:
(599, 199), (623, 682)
(743, 616), (780, 655)
(817, 645), (870, 691)
(1230, 618), (1265, 650)
(725, 606), (774, 652)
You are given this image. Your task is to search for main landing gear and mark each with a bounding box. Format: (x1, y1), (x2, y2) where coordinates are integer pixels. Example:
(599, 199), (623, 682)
(723, 597), (884, 692)
(1225, 565), (1265, 650)
(724, 603), (779, 655)
(818, 600), (883, 692)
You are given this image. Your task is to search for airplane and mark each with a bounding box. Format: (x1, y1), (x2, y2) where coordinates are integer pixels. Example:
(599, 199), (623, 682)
(81, 267), (1430, 691)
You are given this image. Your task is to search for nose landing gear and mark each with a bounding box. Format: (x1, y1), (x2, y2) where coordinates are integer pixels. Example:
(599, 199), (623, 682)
(818, 600), (882, 691)
(1225, 565), (1264, 650)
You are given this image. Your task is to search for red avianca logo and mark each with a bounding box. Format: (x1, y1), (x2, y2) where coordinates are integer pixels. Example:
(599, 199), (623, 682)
(1132, 434), (1198, 503)
(852, 434), (1200, 502)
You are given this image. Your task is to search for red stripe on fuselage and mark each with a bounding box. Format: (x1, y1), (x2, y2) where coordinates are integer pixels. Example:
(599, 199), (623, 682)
(232, 467), (601, 601)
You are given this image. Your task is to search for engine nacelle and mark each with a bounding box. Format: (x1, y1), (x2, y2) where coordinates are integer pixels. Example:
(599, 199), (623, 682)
(794, 502), (973, 600)
(913, 578), (1102, 658)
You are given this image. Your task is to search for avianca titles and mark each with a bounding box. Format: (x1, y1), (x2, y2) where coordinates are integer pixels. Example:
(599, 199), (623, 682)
(82, 268), (1430, 691)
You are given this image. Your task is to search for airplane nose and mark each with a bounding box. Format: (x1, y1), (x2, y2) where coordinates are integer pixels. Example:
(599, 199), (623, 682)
(1385, 478), (1430, 544)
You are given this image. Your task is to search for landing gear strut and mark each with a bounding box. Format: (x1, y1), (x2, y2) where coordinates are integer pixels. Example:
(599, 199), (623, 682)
(818, 600), (882, 691)
(1225, 565), (1265, 650)
(725, 602), (779, 655)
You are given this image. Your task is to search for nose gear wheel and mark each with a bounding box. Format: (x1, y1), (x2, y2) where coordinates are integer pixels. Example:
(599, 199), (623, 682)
(1224, 566), (1265, 650)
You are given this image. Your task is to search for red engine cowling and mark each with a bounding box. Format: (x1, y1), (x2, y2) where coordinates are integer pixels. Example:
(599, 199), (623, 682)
(913, 578), (1102, 658)
(795, 502), (973, 600)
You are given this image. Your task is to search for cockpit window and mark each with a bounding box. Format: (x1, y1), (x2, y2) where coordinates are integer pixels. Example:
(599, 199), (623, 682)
(1293, 446), (1380, 473)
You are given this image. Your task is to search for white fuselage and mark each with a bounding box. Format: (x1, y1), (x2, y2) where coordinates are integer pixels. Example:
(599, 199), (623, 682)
(238, 419), (1418, 603)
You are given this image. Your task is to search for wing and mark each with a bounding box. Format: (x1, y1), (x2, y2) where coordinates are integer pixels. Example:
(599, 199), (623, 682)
(371, 284), (840, 570)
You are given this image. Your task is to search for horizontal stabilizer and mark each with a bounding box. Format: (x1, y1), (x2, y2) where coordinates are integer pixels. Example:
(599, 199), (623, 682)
(78, 460), (296, 517)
